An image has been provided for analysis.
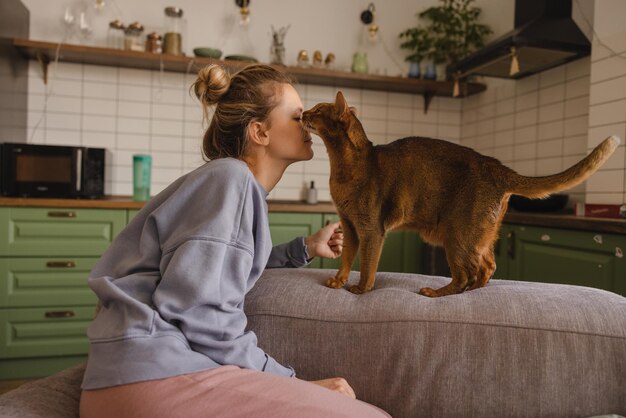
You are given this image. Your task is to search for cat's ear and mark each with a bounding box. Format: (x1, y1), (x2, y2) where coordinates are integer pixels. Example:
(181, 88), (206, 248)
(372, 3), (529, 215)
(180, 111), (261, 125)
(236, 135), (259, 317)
(335, 91), (349, 116)
(349, 106), (358, 117)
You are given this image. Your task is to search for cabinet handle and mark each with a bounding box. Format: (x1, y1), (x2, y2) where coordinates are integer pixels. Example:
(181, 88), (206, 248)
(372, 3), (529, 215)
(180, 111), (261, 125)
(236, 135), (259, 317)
(507, 231), (515, 259)
(46, 261), (76, 268)
(45, 310), (75, 318)
(47, 211), (77, 218)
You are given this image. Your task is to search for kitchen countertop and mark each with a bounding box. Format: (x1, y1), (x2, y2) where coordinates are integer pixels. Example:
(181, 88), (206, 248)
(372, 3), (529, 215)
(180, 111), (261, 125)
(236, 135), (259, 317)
(0, 197), (624, 235)
(0, 196), (337, 214)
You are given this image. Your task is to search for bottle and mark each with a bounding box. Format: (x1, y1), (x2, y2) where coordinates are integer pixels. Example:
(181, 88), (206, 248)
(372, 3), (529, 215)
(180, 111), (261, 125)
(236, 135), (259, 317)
(306, 181), (318, 205)
(107, 20), (125, 49)
(163, 7), (185, 55)
(132, 154), (152, 201)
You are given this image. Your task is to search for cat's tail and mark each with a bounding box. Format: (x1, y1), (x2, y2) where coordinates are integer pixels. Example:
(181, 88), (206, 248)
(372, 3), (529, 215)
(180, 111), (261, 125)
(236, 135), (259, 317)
(506, 135), (621, 199)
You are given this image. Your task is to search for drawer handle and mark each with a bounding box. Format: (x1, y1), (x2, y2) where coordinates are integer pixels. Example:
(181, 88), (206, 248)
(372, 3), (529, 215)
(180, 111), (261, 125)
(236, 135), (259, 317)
(47, 211), (77, 218)
(45, 310), (76, 318)
(46, 261), (77, 268)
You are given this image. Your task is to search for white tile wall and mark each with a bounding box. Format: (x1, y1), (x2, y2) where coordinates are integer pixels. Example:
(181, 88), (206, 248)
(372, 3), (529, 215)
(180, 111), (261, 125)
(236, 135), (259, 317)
(460, 59), (593, 206)
(586, 26), (626, 204)
(17, 31), (625, 206)
(25, 61), (462, 201)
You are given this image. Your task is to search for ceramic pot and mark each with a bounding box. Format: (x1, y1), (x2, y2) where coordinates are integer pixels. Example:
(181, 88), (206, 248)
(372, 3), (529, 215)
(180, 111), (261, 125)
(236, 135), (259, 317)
(351, 52), (369, 74)
(408, 61), (421, 78)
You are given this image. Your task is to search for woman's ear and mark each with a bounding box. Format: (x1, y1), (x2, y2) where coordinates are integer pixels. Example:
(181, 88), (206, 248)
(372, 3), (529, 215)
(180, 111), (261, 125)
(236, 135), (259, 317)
(248, 120), (270, 147)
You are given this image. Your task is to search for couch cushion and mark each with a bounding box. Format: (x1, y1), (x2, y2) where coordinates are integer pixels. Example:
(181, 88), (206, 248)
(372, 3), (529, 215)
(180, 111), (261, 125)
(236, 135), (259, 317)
(245, 269), (626, 418)
(0, 362), (84, 418)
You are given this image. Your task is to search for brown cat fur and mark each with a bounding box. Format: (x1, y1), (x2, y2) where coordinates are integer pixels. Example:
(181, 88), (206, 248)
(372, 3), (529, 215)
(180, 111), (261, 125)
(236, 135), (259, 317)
(302, 91), (620, 297)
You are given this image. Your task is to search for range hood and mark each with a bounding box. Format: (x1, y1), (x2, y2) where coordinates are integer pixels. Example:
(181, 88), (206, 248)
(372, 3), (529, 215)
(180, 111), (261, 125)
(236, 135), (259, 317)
(449, 0), (591, 80)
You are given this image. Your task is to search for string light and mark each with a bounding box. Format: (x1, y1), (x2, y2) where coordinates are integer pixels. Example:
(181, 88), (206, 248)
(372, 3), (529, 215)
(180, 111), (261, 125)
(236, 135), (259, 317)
(360, 3), (379, 44)
(236, 0), (250, 27)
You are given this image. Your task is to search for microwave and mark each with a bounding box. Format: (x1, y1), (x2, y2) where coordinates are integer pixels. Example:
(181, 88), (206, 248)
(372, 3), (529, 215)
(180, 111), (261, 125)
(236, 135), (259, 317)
(0, 143), (105, 199)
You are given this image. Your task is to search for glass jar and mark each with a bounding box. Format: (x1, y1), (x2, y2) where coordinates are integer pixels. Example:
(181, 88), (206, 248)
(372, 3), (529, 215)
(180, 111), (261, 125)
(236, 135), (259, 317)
(163, 7), (185, 55)
(145, 32), (162, 54)
(124, 22), (144, 52)
(107, 19), (125, 49)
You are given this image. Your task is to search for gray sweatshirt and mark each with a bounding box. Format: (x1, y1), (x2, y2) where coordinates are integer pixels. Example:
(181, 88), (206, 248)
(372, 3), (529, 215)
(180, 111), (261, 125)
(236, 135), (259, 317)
(81, 158), (309, 390)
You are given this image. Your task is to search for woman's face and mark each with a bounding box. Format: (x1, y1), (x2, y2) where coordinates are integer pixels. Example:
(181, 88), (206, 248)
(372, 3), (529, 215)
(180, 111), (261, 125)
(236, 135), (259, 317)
(264, 83), (314, 163)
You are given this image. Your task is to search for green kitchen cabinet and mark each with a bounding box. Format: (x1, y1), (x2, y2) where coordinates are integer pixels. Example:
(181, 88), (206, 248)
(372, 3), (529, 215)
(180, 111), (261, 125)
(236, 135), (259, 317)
(495, 224), (625, 295)
(322, 213), (423, 274)
(268, 212), (323, 268)
(128, 209), (140, 223)
(0, 207), (125, 379)
(0, 207), (125, 257)
(269, 212), (422, 274)
(0, 257), (99, 308)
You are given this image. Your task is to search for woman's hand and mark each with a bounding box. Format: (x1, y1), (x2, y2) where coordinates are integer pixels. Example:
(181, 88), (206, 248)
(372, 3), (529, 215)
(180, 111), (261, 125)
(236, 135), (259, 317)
(304, 221), (343, 259)
(308, 377), (356, 399)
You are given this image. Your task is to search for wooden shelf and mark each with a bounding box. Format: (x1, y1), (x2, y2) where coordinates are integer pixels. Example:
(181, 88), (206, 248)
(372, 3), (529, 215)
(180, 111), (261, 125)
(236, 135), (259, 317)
(12, 38), (486, 112)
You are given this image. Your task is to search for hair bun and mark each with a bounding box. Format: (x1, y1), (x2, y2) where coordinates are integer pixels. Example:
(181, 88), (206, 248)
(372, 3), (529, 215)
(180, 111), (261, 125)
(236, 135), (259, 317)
(193, 65), (231, 106)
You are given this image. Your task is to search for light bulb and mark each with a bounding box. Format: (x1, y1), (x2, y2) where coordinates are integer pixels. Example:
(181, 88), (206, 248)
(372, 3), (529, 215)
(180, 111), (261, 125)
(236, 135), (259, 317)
(368, 24), (379, 43)
(239, 6), (250, 26)
(94, 0), (105, 12)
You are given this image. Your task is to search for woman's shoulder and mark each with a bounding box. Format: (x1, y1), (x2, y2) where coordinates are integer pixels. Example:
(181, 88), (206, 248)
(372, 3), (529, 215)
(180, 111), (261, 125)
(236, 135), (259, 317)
(195, 157), (253, 182)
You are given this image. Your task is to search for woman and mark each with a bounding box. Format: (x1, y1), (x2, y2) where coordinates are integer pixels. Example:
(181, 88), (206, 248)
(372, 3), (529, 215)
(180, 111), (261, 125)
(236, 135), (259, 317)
(79, 64), (389, 418)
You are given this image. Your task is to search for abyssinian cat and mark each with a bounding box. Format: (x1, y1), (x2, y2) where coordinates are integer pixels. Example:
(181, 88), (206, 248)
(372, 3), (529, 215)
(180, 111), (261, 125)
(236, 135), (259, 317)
(302, 91), (620, 298)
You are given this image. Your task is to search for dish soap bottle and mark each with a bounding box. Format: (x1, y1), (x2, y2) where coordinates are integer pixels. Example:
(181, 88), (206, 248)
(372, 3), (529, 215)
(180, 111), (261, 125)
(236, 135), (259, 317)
(306, 181), (318, 204)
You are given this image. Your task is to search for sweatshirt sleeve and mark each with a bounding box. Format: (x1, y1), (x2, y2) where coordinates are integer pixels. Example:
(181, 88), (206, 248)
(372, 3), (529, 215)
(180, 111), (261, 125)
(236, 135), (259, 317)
(152, 237), (295, 378)
(266, 236), (312, 268)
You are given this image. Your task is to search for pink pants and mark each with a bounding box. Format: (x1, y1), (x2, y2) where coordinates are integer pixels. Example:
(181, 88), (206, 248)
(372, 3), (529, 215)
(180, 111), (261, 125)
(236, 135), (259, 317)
(80, 366), (390, 418)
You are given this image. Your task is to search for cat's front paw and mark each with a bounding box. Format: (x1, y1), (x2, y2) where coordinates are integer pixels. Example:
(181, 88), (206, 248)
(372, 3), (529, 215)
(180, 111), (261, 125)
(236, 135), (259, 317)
(348, 285), (369, 294)
(325, 277), (345, 289)
(418, 287), (438, 298)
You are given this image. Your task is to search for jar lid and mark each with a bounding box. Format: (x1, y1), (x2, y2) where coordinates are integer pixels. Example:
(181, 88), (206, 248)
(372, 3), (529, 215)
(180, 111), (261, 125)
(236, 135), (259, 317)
(147, 32), (162, 40)
(125, 21), (144, 34)
(164, 7), (183, 18)
(109, 19), (124, 29)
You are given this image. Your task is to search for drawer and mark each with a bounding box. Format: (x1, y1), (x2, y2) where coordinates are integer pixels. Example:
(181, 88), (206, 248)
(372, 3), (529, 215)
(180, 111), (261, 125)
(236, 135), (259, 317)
(128, 209), (140, 223)
(0, 257), (99, 308)
(0, 207), (125, 256)
(0, 306), (93, 359)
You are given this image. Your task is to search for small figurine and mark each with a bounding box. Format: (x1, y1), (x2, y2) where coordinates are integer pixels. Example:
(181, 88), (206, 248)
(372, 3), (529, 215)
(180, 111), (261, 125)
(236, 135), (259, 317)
(270, 24), (290, 65)
(324, 52), (336, 69)
(297, 50), (309, 67)
(312, 50), (323, 68)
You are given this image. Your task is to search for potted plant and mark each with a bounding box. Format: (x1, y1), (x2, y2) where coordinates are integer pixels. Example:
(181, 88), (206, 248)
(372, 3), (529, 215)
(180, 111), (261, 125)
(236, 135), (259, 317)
(399, 27), (432, 79)
(399, 0), (492, 81)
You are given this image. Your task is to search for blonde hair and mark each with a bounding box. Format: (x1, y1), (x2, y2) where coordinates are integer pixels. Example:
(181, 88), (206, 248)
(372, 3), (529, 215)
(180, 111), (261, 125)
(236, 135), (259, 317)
(192, 64), (294, 160)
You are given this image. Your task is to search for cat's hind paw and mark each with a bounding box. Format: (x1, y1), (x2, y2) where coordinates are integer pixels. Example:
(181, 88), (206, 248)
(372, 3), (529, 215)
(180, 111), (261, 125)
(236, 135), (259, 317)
(418, 287), (438, 298)
(325, 277), (345, 289)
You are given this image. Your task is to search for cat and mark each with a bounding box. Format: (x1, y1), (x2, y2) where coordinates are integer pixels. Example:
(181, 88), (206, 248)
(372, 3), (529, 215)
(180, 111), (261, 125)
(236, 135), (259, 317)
(301, 91), (620, 297)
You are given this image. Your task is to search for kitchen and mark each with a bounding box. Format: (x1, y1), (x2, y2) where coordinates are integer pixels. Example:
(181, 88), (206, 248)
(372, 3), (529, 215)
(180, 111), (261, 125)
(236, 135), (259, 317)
(0, 0), (625, 414)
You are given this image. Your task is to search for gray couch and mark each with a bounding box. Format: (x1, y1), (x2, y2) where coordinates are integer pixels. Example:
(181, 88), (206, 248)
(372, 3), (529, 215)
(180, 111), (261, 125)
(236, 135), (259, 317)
(1, 269), (624, 418)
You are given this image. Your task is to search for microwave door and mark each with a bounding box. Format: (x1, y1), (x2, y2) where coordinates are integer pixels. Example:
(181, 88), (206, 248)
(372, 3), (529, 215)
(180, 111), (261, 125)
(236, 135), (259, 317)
(13, 145), (75, 197)
(75, 148), (82, 194)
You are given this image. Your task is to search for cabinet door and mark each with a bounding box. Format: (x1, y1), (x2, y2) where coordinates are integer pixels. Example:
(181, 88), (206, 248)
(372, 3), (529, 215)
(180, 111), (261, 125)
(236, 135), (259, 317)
(379, 231), (422, 273)
(268, 213), (323, 268)
(0, 306), (93, 359)
(0, 258), (98, 308)
(506, 225), (625, 295)
(493, 224), (512, 279)
(320, 213), (422, 274)
(320, 214), (342, 270)
(0, 207), (125, 256)
(128, 209), (140, 223)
